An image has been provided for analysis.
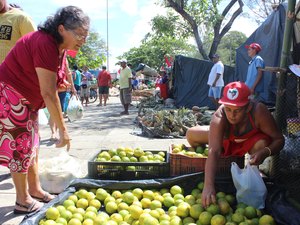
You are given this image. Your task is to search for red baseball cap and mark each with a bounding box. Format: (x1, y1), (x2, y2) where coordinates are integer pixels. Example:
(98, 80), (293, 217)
(219, 82), (251, 107)
(245, 43), (262, 52)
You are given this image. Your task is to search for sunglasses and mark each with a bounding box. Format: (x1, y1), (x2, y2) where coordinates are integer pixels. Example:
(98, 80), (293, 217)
(68, 29), (88, 41)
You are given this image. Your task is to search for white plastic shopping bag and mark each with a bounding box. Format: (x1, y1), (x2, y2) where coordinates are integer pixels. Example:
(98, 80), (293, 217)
(38, 109), (48, 125)
(67, 95), (83, 122)
(39, 150), (87, 194)
(231, 162), (267, 209)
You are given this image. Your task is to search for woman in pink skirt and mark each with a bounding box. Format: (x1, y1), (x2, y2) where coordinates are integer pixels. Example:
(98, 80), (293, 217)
(0, 6), (89, 214)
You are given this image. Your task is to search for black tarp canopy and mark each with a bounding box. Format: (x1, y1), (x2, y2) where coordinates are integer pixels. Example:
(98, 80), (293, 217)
(171, 3), (298, 111)
(172, 55), (235, 109)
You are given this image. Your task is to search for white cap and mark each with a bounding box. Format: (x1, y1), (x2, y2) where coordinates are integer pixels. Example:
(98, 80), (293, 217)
(120, 59), (127, 63)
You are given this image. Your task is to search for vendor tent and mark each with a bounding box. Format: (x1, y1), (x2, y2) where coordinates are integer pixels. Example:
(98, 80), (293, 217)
(170, 2), (300, 111)
(172, 55), (235, 109)
(235, 3), (287, 105)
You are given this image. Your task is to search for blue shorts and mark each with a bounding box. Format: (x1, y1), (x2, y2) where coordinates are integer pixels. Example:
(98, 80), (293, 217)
(208, 86), (222, 99)
(58, 91), (67, 112)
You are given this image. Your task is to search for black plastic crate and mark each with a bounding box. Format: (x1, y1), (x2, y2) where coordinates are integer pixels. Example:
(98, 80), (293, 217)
(88, 149), (170, 180)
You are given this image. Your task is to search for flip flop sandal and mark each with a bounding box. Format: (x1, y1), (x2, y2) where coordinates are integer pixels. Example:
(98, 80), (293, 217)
(32, 192), (56, 203)
(14, 200), (39, 214)
(50, 137), (58, 142)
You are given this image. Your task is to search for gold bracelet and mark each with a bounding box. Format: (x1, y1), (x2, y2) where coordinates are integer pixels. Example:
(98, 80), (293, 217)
(264, 147), (272, 157)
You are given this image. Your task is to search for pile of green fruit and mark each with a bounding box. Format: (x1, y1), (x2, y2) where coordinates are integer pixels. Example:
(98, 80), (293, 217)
(95, 147), (166, 163)
(172, 144), (209, 158)
(39, 182), (276, 225)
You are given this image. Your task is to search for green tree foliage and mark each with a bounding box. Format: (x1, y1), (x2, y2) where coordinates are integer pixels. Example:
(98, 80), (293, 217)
(119, 10), (198, 70)
(150, 12), (191, 39)
(162, 0), (244, 59)
(120, 36), (198, 70)
(68, 31), (107, 69)
(218, 31), (247, 66)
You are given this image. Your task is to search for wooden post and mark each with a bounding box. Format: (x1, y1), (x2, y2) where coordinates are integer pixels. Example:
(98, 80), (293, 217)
(275, 0), (296, 131)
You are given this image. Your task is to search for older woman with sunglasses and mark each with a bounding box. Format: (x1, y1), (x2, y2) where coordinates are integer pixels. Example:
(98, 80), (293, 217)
(0, 6), (89, 214)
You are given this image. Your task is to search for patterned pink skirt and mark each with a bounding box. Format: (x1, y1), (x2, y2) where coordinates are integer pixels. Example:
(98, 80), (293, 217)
(0, 82), (39, 173)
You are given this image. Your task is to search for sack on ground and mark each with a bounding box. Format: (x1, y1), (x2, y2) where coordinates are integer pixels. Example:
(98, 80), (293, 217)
(39, 150), (86, 194)
(67, 95), (83, 122)
(231, 162), (267, 209)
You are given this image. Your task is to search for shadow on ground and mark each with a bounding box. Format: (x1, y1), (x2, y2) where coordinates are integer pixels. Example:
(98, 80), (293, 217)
(65, 101), (138, 132)
(0, 207), (22, 225)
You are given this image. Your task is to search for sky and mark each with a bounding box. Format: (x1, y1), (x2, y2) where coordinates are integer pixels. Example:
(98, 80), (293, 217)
(8, 0), (259, 72)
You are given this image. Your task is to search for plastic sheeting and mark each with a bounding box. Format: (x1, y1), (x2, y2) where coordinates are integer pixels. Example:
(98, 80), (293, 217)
(19, 173), (233, 225)
(20, 173), (300, 225)
(235, 4), (287, 105)
(266, 185), (300, 225)
(135, 63), (159, 77)
(172, 55), (236, 110)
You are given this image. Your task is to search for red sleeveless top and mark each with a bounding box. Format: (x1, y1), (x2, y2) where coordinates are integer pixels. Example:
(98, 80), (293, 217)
(222, 107), (271, 157)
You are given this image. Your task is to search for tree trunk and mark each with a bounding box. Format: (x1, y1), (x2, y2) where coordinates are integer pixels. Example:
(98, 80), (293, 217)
(166, 0), (244, 60)
(166, 0), (209, 59)
(209, 0), (244, 58)
(276, 0), (296, 131)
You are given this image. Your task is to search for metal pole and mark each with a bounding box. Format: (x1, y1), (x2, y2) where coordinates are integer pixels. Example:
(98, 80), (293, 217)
(275, 0), (296, 131)
(106, 0), (109, 71)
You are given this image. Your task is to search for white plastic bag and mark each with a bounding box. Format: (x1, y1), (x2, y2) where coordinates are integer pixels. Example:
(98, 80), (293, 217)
(231, 162), (267, 209)
(38, 109), (48, 125)
(67, 95), (83, 122)
(39, 150), (87, 194)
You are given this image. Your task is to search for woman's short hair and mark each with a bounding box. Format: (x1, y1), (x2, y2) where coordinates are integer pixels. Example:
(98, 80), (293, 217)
(38, 6), (90, 44)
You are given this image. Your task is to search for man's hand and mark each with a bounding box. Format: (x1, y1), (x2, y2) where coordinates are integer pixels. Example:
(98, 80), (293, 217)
(72, 87), (77, 94)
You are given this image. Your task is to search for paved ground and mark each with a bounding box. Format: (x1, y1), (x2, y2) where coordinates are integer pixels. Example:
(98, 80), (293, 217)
(0, 96), (188, 225)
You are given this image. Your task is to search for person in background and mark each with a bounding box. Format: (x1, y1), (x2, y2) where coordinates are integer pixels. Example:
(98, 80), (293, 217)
(0, 0), (36, 62)
(128, 63), (136, 77)
(132, 76), (139, 90)
(80, 65), (93, 106)
(72, 65), (82, 94)
(49, 60), (76, 141)
(207, 54), (224, 108)
(128, 63), (138, 100)
(97, 65), (111, 106)
(119, 59), (132, 115)
(155, 75), (162, 86)
(245, 43), (265, 100)
(186, 82), (284, 207)
(0, 6), (89, 214)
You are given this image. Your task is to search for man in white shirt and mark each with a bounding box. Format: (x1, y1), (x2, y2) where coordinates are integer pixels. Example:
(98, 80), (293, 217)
(207, 54), (224, 108)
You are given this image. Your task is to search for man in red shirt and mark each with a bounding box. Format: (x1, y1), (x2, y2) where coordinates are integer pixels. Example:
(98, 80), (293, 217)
(97, 65), (111, 106)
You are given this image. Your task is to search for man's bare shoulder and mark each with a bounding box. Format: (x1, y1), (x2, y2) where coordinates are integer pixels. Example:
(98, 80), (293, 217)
(211, 105), (227, 126)
(253, 102), (274, 125)
(253, 101), (269, 114)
